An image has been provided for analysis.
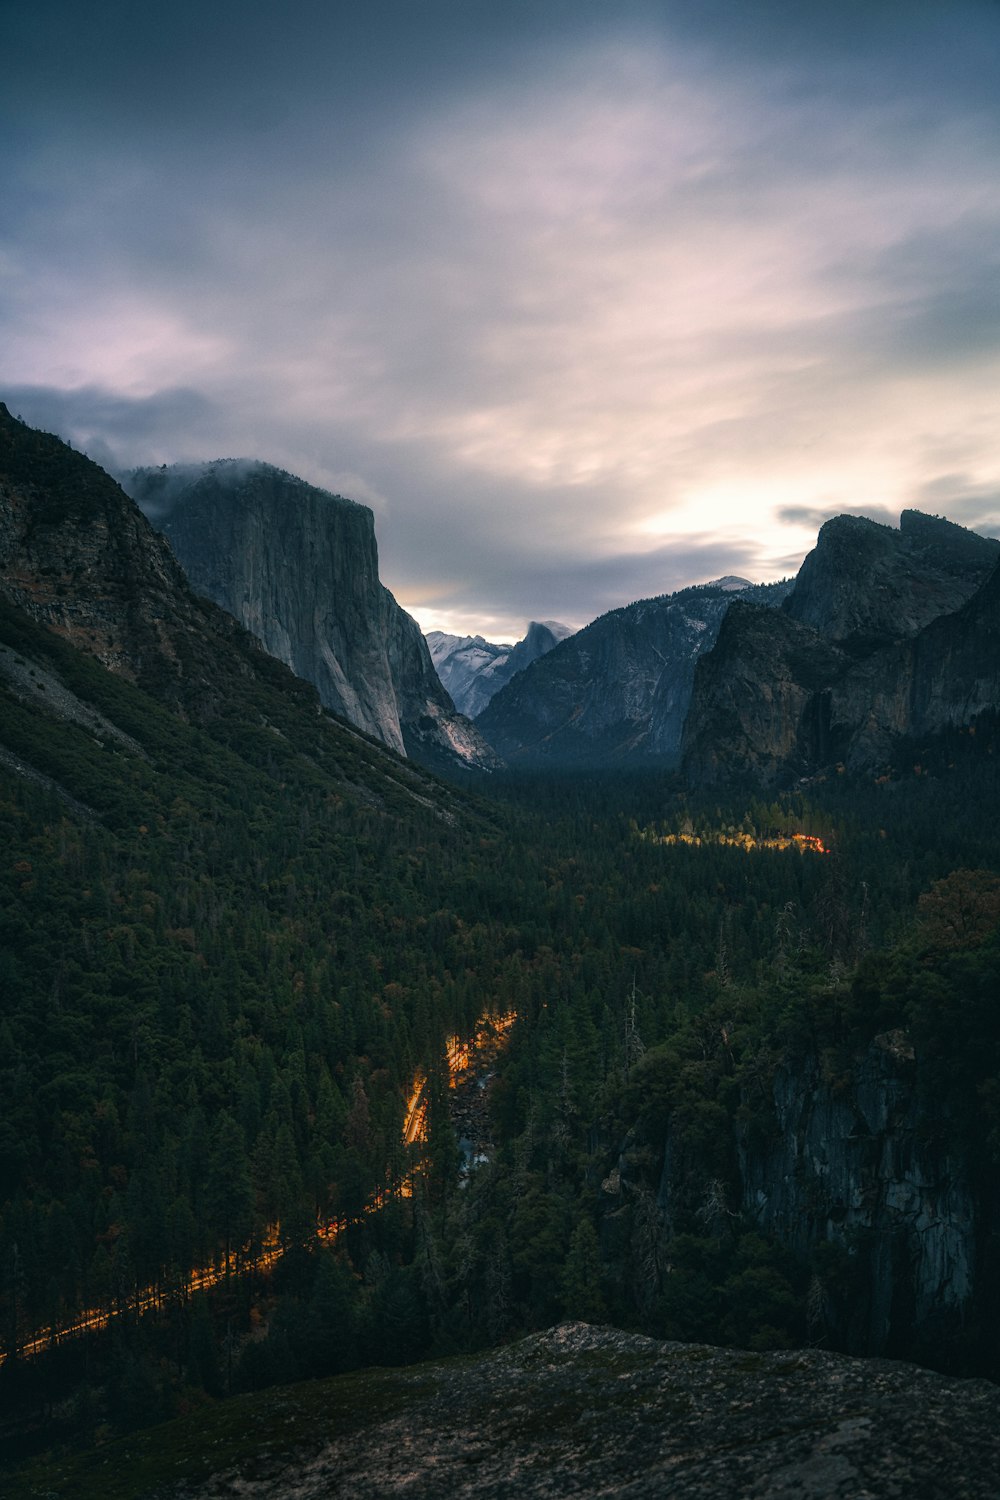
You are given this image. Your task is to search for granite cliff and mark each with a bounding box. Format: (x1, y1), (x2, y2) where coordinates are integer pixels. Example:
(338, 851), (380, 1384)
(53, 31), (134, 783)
(605, 1027), (987, 1374)
(0, 404), (467, 813)
(738, 1033), (977, 1360)
(126, 462), (501, 772)
(785, 510), (997, 650)
(427, 619), (572, 719)
(477, 578), (791, 767)
(682, 511), (1000, 784)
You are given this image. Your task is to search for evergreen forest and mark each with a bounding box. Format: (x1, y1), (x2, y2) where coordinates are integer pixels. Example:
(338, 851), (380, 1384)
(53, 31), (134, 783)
(2, 585), (1000, 1476)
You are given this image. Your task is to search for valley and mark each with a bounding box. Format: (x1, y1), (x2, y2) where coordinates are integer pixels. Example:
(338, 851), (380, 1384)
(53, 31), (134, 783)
(1, 408), (999, 1492)
(7, 4), (1000, 1491)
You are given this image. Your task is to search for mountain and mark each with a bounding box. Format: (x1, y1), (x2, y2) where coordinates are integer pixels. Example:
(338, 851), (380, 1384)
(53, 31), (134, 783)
(682, 511), (1000, 784)
(0, 403), (476, 813)
(785, 509), (999, 650)
(124, 461), (500, 773)
(476, 578), (791, 767)
(0, 404), (503, 1391)
(427, 618), (573, 718)
(7, 400), (1000, 1498)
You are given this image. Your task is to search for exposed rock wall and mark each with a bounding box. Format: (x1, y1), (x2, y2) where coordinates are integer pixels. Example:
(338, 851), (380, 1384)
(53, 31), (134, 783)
(427, 631), (510, 719)
(784, 511), (996, 649)
(679, 601), (850, 784)
(127, 462), (501, 771)
(608, 1023), (981, 1363)
(739, 1034), (975, 1355)
(477, 580), (790, 767)
(683, 512), (1000, 784)
(0, 405), (264, 712)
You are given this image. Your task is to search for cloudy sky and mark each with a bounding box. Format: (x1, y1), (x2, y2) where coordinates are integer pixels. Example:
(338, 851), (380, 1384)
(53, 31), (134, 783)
(4, 1), (1000, 640)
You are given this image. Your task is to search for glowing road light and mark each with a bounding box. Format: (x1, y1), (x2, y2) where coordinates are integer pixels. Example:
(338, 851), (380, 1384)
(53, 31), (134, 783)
(5, 1009), (517, 1366)
(641, 828), (830, 855)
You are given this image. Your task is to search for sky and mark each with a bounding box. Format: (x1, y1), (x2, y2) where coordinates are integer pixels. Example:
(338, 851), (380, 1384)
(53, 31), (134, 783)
(4, 1), (1000, 641)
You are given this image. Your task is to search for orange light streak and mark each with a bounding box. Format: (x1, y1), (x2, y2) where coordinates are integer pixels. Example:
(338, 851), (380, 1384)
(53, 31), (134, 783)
(642, 829), (830, 855)
(4, 1009), (517, 1367)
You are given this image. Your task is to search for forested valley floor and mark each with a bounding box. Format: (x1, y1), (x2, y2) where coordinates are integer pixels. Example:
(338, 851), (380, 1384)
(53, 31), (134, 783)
(3, 637), (1000, 1479)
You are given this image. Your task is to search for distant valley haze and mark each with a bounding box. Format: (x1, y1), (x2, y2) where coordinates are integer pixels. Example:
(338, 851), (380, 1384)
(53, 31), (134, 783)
(4, 0), (1000, 639)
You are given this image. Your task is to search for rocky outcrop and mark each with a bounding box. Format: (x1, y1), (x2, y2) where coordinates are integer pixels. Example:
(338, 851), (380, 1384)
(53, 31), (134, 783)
(126, 461), (501, 772)
(739, 1033), (975, 1357)
(83, 1323), (1000, 1498)
(476, 580), (791, 767)
(605, 1029), (984, 1369)
(427, 631), (510, 718)
(843, 559), (1000, 767)
(785, 510), (998, 651)
(0, 404), (474, 817)
(683, 511), (1000, 784)
(428, 619), (573, 719)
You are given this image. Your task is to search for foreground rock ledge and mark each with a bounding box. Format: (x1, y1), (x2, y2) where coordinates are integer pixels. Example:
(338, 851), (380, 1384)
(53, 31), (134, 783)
(167, 1323), (999, 1499)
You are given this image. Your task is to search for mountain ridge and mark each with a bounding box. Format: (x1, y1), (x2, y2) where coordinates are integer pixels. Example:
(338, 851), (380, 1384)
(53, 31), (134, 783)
(0, 403), (468, 815)
(683, 509), (1000, 783)
(476, 578), (792, 766)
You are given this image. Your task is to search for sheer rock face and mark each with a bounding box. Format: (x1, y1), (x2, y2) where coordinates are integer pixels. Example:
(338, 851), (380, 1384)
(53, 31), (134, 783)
(738, 1035), (975, 1354)
(606, 1036), (979, 1369)
(682, 511), (1000, 784)
(476, 580), (791, 767)
(427, 619), (573, 720)
(853, 558), (1000, 760)
(126, 462), (501, 771)
(679, 601), (851, 784)
(784, 510), (998, 650)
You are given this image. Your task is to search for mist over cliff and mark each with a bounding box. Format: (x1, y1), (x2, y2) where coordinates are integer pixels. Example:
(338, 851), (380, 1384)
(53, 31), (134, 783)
(126, 461), (501, 772)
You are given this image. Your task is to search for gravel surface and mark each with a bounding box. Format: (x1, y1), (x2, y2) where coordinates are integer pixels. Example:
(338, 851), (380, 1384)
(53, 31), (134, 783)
(177, 1323), (1000, 1499)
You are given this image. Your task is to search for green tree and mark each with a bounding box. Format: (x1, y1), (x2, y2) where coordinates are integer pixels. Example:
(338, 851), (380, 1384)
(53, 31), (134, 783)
(561, 1218), (607, 1323)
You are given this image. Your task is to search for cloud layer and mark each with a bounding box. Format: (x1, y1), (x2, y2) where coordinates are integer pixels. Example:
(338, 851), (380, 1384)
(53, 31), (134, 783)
(5, 2), (1000, 636)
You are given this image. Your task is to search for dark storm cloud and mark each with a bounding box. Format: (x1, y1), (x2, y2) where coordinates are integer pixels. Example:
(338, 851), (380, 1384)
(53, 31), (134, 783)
(3, 385), (221, 475)
(383, 523), (772, 638)
(5, 1), (1000, 635)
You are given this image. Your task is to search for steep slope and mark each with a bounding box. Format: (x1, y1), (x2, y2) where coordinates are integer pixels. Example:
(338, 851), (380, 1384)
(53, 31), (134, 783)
(428, 619), (573, 718)
(679, 600), (851, 784)
(428, 631), (509, 717)
(476, 579), (790, 767)
(0, 403), (477, 814)
(843, 557), (1000, 767)
(0, 405), (510, 1408)
(683, 511), (1000, 784)
(0, 411), (257, 714)
(125, 461), (500, 772)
